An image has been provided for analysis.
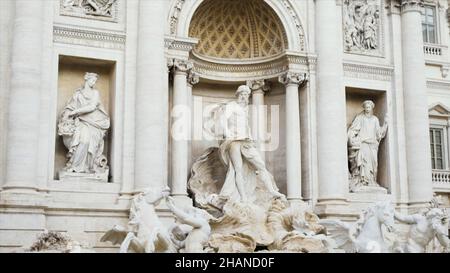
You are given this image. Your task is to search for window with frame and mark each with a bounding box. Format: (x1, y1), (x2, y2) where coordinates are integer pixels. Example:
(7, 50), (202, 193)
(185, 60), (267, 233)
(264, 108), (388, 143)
(430, 128), (445, 169)
(422, 5), (437, 44)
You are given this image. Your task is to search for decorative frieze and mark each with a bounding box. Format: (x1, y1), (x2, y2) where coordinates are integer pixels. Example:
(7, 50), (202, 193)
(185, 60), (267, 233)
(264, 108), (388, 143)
(343, 62), (393, 81)
(53, 26), (125, 50)
(343, 0), (383, 56)
(60, 0), (119, 22)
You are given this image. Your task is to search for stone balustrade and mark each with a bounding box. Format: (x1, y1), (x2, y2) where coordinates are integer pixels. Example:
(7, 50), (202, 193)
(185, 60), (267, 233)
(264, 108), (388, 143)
(432, 170), (450, 192)
(424, 44), (443, 56)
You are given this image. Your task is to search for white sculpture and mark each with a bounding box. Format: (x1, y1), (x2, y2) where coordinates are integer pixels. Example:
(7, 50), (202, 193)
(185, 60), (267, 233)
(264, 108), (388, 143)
(187, 85), (338, 253)
(343, 0), (380, 53)
(61, 0), (117, 17)
(394, 208), (450, 253)
(267, 199), (334, 253)
(348, 100), (388, 192)
(166, 196), (214, 253)
(26, 231), (95, 253)
(320, 201), (395, 253)
(101, 187), (176, 253)
(191, 85), (284, 211)
(58, 72), (110, 181)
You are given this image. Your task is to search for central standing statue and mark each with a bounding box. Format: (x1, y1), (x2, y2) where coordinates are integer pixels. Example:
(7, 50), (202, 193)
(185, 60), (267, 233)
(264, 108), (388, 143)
(212, 85), (285, 203)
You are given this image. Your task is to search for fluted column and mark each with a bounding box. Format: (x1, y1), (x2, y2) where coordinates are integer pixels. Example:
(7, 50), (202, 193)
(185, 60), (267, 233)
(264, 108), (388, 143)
(315, 0), (348, 209)
(171, 59), (193, 205)
(134, 0), (168, 192)
(279, 72), (306, 205)
(2, 1), (44, 194)
(401, 0), (433, 206)
(187, 71), (199, 174)
(247, 80), (269, 161)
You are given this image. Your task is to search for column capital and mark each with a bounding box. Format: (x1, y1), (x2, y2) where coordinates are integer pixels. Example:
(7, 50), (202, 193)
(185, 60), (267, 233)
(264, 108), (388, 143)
(400, 0), (424, 14)
(187, 71), (200, 87)
(171, 58), (193, 74)
(247, 79), (270, 94)
(278, 72), (308, 87)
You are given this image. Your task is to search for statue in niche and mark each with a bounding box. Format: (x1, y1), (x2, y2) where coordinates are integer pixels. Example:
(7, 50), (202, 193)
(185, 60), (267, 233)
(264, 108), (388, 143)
(343, 0), (380, 53)
(200, 85), (285, 207)
(347, 100), (388, 192)
(58, 72), (110, 181)
(187, 84), (334, 253)
(61, 0), (117, 17)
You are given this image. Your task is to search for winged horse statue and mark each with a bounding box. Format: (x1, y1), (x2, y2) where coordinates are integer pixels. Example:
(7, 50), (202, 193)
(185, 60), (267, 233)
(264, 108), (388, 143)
(320, 201), (396, 253)
(101, 187), (176, 253)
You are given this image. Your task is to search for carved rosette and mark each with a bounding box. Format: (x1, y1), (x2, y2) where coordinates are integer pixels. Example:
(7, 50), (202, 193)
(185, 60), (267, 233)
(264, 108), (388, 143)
(278, 72), (308, 87)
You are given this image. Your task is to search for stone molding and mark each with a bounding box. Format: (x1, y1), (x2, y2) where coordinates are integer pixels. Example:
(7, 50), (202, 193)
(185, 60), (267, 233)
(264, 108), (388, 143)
(190, 51), (311, 81)
(427, 79), (450, 90)
(343, 61), (394, 81)
(164, 36), (198, 52)
(53, 25), (125, 50)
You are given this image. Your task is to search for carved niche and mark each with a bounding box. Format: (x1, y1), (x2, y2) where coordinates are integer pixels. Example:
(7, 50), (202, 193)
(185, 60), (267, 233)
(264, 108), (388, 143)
(60, 0), (118, 22)
(343, 0), (382, 55)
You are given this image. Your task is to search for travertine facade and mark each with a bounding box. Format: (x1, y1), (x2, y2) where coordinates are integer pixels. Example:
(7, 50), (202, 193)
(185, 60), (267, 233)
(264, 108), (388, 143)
(0, 0), (449, 253)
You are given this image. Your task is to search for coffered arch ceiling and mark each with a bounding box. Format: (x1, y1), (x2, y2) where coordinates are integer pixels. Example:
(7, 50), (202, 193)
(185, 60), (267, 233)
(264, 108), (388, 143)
(188, 0), (289, 60)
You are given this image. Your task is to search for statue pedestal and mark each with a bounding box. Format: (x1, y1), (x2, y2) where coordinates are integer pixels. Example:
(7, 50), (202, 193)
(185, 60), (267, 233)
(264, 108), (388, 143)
(352, 186), (388, 195)
(58, 170), (109, 183)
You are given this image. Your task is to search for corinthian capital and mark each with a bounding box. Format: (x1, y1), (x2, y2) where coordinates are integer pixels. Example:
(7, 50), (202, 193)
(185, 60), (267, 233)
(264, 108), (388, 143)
(173, 59), (193, 74)
(400, 0), (424, 13)
(278, 72), (308, 86)
(246, 79), (270, 94)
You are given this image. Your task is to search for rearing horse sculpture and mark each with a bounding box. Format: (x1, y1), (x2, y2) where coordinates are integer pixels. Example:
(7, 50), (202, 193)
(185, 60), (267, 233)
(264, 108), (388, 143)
(320, 201), (395, 253)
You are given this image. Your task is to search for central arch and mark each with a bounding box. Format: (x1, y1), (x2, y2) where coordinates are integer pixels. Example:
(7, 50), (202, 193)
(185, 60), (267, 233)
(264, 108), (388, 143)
(170, 0), (307, 54)
(189, 0), (288, 60)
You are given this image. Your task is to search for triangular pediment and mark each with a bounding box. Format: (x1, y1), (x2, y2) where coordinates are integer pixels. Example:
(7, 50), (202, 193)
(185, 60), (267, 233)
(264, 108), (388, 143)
(429, 103), (450, 117)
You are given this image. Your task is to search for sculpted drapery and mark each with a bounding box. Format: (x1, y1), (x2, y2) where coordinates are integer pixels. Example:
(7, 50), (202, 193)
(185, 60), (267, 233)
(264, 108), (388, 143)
(348, 100), (387, 191)
(58, 72), (110, 175)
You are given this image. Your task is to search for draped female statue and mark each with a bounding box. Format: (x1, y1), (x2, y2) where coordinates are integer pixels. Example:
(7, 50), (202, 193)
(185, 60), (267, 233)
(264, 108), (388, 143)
(58, 72), (110, 180)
